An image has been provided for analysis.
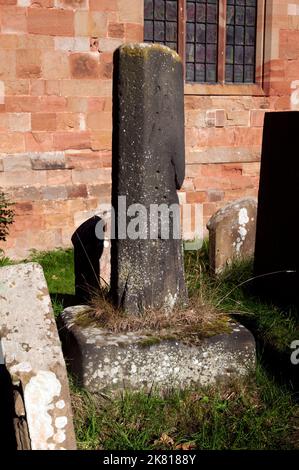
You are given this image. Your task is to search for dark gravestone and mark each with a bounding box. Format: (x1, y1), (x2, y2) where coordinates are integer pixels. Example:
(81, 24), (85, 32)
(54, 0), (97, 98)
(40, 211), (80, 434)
(71, 216), (104, 303)
(110, 44), (187, 314)
(254, 111), (299, 306)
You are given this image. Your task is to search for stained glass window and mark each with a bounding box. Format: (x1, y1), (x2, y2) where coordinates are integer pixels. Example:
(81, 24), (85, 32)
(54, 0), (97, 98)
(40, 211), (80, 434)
(225, 0), (257, 83)
(144, 0), (178, 52)
(186, 0), (218, 83)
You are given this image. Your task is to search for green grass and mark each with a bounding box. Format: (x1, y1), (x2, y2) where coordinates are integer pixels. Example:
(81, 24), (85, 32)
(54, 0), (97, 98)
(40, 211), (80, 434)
(29, 248), (74, 295)
(184, 248), (299, 352)
(71, 363), (299, 450)
(1, 246), (299, 449)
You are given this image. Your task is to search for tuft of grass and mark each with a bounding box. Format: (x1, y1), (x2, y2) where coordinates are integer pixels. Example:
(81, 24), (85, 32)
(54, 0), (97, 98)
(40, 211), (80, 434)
(81, 286), (231, 341)
(0, 256), (14, 268)
(71, 361), (299, 450)
(184, 250), (299, 352)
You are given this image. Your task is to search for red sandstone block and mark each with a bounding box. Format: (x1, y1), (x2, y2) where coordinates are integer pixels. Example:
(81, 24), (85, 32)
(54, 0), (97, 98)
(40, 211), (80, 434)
(124, 23), (143, 41)
(99, 54), (113, 79)
(0, 132), (25, 153)
(285, 60), (299, 79)
(268, 81), (292, 97)
(273, 95), (291, 110)
(30, 80), (46, 96)
(41, 185), (68, 200)
(279, 30), (299, 60)
(72, 167), (111, 184)
(6, 96), (66, 113)
(31, 113), (57, 131)
(90, 0), (117, 10)
(201, 164), (222, 177)
(222, 164), (243, 176)
(39, 0), (55, 5)
(88, 97), (112, 112)
(207, 190), (225, 202)
(61, 79), (112, 97)
(193, 176), (230, 191)
(0, 115), (8, 131)
(28, 8), (74, 36)
(4, 79), (29, 95)
(118, 0), (143, 23)
(87, 183), (111, 200)
(25, 132), (54, 152)
(70, 53), (99, 79)
(228, 175), (256, 190)
(235, 127), (263, 147)
(66, 184), (88, 198)
(1, 7), (27, 34)
(42, 51), (70, 79)
(65, 152), (103, 169)
(16, 49), (42, 79)
(242, 162), (261, 176)
(89, 12), (108, 37)
(46, 170), (72, 185)
(56, 113), (84, 131)
(14, 202), (34, 215)
(67, 97), (88, 113)
(185, 164), (202, 178)
(99, 150), (112, 168)
(0, 170), (47, 187)
(8, 113), (31, 132)
(45, 80), (61, 96)
(40, 96), (67, 112)
(56, 0), (87, 9)
(44, 213), (73, 230)
(203, 202), (220, 217)
(0, 34), (18, 48)
(86, 112), (112, 131)
(17, 34), (54, 50)
(0, 0), (17, 4)
(250, 110), (265, 127)
(4, 186), (42, 202)
(206, 128), (236, 147)
(108, 22), (125, 38)
(54, 131), (91, 150)
(13, 214), (45, 232)
(224, 188), (258, 202)
(90, 130), (111, 151)
(186, 191), (207, 203)
(215, 109), (226, 127)
(0, 50), (16, 79)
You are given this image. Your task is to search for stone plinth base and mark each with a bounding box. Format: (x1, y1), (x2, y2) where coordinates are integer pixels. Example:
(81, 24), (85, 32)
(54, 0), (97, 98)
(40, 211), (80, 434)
(59, 306), (256, 393)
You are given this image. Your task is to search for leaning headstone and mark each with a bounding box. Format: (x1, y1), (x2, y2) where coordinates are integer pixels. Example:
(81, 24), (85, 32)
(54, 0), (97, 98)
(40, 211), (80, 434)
(110, 43), (187, 314)
(207, 198), (257, 274)
(0, 263), (77, 450)
(71, 215), (103, 302)
(254, 111), (299, 304)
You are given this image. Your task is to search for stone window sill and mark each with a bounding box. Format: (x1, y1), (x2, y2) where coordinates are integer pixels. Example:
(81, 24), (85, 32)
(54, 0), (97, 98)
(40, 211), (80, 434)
(184, 83), (265, 97)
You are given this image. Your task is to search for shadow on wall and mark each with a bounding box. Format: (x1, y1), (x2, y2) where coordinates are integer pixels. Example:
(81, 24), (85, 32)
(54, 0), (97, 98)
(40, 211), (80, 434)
(71, 215), (104, 304)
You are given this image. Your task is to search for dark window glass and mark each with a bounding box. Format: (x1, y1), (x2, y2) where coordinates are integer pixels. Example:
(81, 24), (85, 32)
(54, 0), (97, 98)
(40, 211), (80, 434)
(144, 0), (178, 52)
(145, 1), (259, 85)
(186, 0), (219, 83)
(225, 0), (257, 83)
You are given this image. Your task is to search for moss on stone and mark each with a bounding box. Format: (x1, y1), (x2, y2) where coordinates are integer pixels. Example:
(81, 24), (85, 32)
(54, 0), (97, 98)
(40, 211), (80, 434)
(120, 43), (182, 63)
